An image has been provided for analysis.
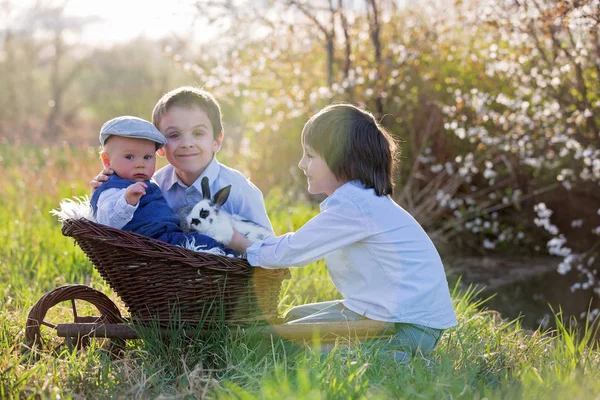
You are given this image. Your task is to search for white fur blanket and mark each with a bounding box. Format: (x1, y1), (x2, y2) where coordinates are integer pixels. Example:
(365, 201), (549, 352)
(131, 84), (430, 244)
(50, 196), (95, 223)
(51, 197), (232, 257)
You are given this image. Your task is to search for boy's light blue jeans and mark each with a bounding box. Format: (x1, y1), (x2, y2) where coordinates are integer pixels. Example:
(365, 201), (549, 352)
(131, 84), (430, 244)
(284, 300), (443, 359)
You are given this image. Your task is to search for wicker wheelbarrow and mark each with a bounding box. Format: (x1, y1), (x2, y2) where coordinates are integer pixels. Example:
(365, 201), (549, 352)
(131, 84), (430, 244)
(25, 218), (395, 353)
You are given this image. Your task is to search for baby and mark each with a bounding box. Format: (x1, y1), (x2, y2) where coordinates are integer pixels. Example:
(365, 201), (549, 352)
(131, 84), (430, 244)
(90, 115), (235, 255)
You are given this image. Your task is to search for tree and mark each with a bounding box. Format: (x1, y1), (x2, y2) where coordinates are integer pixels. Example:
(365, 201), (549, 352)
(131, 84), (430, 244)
(0, 0), (97, 141)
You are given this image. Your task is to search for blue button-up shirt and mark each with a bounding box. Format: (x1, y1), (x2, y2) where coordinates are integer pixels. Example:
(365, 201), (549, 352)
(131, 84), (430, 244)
(153, 157), (273, 232)
(246, 180), (457, 329)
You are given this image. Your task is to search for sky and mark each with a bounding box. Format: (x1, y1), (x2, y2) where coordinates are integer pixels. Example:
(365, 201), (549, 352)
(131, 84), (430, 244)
(7, 0), (216, 46)
(65, 0), (213, 45)
(6, 0), (410, 46)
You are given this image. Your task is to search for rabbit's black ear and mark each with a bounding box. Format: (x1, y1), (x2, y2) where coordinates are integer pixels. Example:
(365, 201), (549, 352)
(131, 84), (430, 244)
(201, 176), (211, 199)
(213, 185), (231, 207)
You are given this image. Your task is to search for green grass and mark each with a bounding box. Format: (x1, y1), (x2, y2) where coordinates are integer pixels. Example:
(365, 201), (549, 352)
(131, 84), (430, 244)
(1, 145), (600, 399)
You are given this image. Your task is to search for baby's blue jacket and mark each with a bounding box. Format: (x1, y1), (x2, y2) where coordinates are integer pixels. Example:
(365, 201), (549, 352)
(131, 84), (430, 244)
(90, 175), (235, 255)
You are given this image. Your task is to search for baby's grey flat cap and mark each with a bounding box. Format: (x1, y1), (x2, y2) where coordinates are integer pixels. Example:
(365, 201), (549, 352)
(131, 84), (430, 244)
(99, 116), (167, 149)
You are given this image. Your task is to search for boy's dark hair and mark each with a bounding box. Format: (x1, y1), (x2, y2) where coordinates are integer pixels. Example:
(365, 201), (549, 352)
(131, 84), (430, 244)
(152, 86), (223, 139)
(301, 103), (398, 196)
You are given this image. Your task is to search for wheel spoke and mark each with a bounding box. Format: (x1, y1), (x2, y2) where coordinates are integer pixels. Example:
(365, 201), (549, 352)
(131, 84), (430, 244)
(41, 320), (56, 329)
(71, 299), (78, 322)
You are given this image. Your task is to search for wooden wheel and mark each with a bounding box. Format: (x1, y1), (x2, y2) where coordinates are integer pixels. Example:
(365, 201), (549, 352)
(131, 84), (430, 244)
(25, 285), (123, 353)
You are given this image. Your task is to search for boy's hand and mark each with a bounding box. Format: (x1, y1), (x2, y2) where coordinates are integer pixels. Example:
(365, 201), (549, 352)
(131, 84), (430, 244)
(228, 229), (254, 255)
(125, 182), (147, 206)
(90, 167), (114, 190)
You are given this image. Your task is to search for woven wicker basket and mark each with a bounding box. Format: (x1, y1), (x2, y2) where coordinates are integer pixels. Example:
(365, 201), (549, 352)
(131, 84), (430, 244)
(62, 218), (290, 327)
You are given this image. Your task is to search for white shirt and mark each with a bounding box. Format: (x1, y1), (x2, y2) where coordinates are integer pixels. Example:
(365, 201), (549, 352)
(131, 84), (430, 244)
(246, 181), (457, 329)
(153, 157), (273, 232)
(95, 187), (137, 228)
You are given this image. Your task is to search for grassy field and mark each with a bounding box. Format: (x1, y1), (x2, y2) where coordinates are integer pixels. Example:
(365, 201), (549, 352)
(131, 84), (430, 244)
(1, 145), (599, 399)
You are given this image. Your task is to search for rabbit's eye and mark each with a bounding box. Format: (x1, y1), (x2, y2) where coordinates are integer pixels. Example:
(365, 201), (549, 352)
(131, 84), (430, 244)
(199, 209), (210, 219)
(191, 218), (200, 225)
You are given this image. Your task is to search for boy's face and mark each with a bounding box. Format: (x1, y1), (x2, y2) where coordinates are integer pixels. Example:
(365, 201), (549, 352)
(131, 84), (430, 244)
(298, 145), (344, 196)
(157, 106), (223, 186)
(101, 136), (157, 182)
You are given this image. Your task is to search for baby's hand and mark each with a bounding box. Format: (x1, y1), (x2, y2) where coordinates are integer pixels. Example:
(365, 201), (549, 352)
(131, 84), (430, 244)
(90, 167), (114, 190)
(125, 182), (148, 206)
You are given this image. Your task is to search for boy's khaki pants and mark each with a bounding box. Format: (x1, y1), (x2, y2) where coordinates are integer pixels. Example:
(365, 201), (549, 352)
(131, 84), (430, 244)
(284, 300), (443, 358)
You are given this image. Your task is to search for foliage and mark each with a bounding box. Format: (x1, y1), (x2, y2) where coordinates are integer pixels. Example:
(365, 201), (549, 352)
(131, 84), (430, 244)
(0, 1), (192, 145)
(1, 0), (599, 328)
(163, 0), (600, 319)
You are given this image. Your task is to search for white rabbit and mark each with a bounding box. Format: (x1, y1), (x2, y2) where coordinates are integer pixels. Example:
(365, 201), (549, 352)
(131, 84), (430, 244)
(185, 177), (272, 245)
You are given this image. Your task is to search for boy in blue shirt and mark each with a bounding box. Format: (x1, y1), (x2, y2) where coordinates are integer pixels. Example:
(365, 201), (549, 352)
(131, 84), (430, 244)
(91, 115), (235, 255)
(92, 86), (272, 233)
